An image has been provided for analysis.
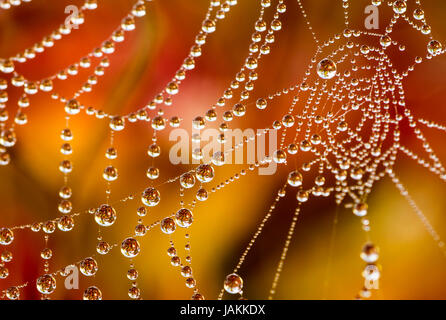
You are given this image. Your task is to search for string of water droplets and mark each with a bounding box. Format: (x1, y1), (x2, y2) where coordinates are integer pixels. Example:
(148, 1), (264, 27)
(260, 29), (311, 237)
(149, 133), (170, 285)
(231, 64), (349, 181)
(1, 0), (446, 300)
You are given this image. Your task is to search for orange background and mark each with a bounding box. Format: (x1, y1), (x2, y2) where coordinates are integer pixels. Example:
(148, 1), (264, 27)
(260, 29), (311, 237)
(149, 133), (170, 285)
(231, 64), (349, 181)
(1, 0), (446, 299)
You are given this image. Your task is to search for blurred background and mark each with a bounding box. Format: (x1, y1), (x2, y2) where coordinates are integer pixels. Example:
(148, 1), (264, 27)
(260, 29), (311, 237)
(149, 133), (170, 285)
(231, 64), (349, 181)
(1, 0), (446, 300)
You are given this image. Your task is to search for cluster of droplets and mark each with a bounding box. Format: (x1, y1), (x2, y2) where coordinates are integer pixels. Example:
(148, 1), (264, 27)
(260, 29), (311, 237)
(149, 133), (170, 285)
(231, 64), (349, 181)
(1, 0), (446, 301)
(164, 236), (204, 299)
(356, 243), (380, 299)
(0, 228), (14, 298)
(0, 0), (32, 10)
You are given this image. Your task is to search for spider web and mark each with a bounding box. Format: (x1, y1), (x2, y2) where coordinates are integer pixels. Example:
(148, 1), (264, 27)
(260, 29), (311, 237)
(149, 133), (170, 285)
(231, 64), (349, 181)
(0, 0), (445, 300)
